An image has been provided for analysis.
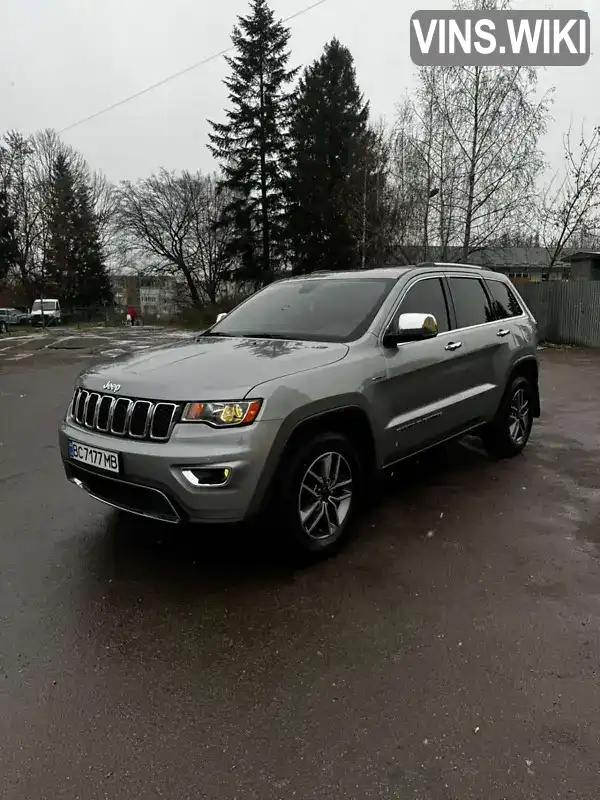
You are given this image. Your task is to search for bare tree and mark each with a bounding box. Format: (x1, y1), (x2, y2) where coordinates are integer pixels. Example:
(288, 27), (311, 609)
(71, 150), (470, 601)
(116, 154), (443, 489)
(541, 122), (600, 273)
(385, 102), (431, 263)
(0, 131), (44, 301)
(115, 169), (234, 308)
(89, 171), (117, 258)
(0, 127), (116, 303)
(190, 174), (236, 302)
(392, 1), (550, 263)
(429, 63), (549, 260)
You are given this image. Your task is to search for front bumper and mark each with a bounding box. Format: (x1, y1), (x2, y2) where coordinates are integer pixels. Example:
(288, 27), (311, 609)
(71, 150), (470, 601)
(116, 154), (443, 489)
(58, 415), (281, 524)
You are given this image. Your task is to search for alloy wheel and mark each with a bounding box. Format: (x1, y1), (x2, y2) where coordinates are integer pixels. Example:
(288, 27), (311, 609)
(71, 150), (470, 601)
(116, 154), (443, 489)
(298, 451), (353, 540)
(508, 387), (530, 445)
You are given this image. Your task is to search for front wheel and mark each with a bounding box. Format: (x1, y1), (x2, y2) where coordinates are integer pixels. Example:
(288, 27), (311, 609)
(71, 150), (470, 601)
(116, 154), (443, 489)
(481, 375), (534, 459)
(273, 432), (364, 559)
(0, 322), (7, 335)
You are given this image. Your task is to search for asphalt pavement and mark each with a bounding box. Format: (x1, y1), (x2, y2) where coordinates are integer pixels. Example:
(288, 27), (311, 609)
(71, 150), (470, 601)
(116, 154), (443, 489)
(1, 334), (600, 799)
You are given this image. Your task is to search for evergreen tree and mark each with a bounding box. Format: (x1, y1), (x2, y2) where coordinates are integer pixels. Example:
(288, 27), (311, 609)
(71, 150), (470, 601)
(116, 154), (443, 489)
(72, 184), (113, 308)
(286, 39), (369, 273)
(45, 153), (112, 308)
(208, 0), (297, 286)
(45, 152), (79, 301)
(0, 190), (17, 285)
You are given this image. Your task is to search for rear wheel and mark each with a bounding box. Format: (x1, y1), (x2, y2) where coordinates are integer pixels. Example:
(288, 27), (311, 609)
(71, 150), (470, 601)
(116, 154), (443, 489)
(0, 321), (7, 335)
(482, 375), (534, 459)
(273, 432), (365, 559)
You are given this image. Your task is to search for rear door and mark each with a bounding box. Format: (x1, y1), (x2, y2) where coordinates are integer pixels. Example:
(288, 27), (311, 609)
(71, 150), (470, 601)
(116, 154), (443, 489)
(484, 276), (532, 343)
(377, 275), (479, 463)
(445, 274), (515, 423)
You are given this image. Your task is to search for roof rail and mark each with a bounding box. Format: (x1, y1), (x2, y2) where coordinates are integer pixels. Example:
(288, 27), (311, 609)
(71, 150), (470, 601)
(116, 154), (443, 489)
(415, 261), (483, 269)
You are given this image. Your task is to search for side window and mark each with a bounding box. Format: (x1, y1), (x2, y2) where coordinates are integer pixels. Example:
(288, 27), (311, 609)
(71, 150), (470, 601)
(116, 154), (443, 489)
(397, 278), (450, 333)
(486, 279), (523, 319)
(448, 277), (494, 329)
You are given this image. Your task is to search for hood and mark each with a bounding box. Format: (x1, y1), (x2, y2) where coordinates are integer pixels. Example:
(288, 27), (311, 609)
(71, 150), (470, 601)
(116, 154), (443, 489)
(78, 335), (349, 400)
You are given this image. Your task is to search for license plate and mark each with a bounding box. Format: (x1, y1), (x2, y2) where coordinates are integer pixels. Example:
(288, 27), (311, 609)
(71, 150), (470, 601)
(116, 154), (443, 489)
(68, 439), (120, 474)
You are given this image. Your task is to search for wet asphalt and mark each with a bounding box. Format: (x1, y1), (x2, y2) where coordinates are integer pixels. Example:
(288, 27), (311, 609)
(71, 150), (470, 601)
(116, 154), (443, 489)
(1, 333), (600, 799)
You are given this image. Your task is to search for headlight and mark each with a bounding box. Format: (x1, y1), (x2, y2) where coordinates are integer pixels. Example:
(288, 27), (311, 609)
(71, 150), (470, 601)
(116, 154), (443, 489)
(181, 399), (262, 427)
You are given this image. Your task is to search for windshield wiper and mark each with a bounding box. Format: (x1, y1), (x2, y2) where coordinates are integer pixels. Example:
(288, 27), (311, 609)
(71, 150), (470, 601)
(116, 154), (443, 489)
(239, 333), (292, 340)
(197, 331), (233, 338)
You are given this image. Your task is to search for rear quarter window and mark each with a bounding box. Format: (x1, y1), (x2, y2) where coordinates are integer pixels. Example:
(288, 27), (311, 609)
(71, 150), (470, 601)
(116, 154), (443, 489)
(486, 279), (523, 319)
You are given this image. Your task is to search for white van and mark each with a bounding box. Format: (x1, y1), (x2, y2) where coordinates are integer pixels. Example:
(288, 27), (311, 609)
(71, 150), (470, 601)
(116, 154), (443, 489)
(31, 298), (62, 326)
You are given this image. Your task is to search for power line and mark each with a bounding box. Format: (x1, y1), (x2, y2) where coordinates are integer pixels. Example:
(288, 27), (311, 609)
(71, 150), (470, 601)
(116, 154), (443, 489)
(58, 0), (332, 135)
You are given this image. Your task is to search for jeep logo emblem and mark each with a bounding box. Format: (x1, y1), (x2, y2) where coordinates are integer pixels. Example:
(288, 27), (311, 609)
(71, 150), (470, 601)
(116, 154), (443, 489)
(103, 381), (121, 393)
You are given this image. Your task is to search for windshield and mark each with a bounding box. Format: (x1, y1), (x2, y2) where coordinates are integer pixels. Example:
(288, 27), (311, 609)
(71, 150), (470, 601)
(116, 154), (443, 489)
(32, 300), (57, 311)
(211, 277), (396, 343)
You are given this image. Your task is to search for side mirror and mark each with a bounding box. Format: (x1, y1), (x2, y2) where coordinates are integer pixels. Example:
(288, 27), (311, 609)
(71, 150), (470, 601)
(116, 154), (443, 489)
(216, 312), (228, 323)
(383, 313), (438, 347)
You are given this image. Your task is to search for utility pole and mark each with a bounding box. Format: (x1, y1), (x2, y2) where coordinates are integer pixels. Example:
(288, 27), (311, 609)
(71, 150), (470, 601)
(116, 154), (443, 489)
(361, 160), (368, 270)
(40, 257), (46, 328)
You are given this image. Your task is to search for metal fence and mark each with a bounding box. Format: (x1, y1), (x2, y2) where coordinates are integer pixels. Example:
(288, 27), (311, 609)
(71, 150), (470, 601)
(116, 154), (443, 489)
(519, 282), (600, 347)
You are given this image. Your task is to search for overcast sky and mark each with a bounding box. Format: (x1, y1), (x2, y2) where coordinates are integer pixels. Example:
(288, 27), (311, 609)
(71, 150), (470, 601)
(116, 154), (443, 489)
(1, 0), (597, 183)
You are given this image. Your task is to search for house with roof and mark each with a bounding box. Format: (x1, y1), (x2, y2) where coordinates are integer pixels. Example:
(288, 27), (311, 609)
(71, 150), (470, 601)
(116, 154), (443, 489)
(561, 251), (600, 280)
(389, 245), (572, 282)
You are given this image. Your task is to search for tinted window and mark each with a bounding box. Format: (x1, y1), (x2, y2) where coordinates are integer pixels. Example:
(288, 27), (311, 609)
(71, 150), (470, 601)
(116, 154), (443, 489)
(211, 278), (396, 343)
(397, 278), (449, 333)
(448, 277), (494, 328)
(486, 279), (522, 319)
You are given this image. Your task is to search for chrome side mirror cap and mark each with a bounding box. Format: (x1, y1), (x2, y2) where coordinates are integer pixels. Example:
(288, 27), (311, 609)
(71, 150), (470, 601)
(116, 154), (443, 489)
(397, 312), (438, 339)
(383, 312), (438, 347)
(216, 312), (228, 323)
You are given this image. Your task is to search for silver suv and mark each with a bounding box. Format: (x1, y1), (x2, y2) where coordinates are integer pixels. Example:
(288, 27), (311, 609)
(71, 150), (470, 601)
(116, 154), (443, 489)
(58, 264), (539, 557)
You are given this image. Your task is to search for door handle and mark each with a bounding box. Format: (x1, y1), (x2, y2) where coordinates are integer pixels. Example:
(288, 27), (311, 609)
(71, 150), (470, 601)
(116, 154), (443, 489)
(445, 341), (463, 351)
(497, 329), (511, 337)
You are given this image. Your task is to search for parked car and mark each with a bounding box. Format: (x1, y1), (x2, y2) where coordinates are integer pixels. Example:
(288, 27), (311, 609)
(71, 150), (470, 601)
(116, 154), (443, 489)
(13, 309), (31, 325)
(31, 298), (62, 326)
(0, 307), (27, 331)
(0, 309), (11, 334)
(58, 263), (540, 558)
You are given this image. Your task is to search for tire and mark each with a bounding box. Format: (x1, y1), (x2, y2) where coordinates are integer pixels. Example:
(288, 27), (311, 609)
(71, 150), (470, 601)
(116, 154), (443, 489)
(0, 322), (7, 334)
(272, 431), (365, 559)
(481, 375), (534, 459)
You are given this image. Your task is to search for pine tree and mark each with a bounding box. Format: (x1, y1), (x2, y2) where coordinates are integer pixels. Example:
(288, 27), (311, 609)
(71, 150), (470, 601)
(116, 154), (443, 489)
(0, 190), (17, 285)
(45, 153), (112, 309)
(45, 152), (79, 301)
(208, 0), (297, 286)
(286, 39), (369, 273)
(72, 184), (113, 308)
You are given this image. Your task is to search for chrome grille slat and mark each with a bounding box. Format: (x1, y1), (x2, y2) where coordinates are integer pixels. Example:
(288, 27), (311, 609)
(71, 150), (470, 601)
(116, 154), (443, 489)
(129, 400), (154, 438)
(69, 391), (178, 442)
(150, 403), (178, 441)
(85, 393), (100, 428)
(75, 389), (87, 424)
(96, 396), (113, 432)
(110, 398), (132, 436)
(92, 394), (103, 428)
(106, 397), (118, 432)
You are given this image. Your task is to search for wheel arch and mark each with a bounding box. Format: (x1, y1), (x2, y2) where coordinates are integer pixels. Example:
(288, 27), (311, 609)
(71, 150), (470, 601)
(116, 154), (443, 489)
(510, 356), (540, 417)
(247, 400), (379, 517)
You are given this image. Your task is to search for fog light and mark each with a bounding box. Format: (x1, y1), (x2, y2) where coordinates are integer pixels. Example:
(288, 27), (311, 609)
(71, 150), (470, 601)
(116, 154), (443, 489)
(181, 467), (232, 487)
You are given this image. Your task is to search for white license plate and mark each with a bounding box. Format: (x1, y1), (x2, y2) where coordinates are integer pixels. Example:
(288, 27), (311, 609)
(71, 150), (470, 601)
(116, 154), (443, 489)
(68, 439), (120, 474)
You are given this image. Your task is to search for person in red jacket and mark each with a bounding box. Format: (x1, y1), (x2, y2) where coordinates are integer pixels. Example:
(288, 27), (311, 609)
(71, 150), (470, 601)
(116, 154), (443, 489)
(127, 305), (137, 326)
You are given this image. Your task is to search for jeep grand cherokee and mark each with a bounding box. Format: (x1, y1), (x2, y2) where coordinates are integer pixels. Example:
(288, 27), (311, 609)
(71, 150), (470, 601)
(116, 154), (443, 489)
(59, 263), (540, 557)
